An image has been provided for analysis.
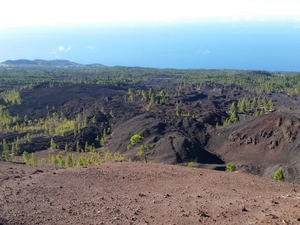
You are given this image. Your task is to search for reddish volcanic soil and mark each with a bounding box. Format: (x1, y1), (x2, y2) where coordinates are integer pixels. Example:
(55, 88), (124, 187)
(1, 162), (300, 225)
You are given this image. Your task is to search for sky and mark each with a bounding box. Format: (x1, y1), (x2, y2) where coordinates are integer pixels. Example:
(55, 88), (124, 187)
(1, 1), (300, 71)
(1, 0), (300, 28)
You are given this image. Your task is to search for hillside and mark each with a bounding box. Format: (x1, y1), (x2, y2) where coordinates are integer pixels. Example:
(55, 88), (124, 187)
(1, 62), (300, 223)
(1, 162), (300, 224)
(0, 64), (300, 182)
(0, 59), (83, 67)
(207, 112), (300, 183)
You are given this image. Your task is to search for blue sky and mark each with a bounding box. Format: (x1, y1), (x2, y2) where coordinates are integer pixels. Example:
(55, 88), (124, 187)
(1, 1), (300, 71)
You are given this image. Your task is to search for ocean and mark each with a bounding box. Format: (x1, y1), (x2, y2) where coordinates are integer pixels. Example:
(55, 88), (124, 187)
(1, 21), (300, 71)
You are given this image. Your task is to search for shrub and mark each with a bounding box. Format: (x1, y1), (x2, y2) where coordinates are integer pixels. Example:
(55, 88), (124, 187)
(136, 145), (151, 163)
(22, 151), (30, 164)
(226, 163), (236, 172)
(187, 162), (195, 168)
(274, 168), (284, 181)
(130, 134), (144, 145)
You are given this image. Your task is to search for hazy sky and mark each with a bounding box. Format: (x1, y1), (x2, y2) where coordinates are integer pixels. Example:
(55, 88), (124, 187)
(1, 0), (300, 28)
(1, 0), (300, 71)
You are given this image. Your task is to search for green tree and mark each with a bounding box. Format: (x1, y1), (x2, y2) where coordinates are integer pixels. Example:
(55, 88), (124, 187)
(251, 98), (258, 109)
(84, 141), (89, 152)
(175, 104), (180, 116)
(226, 163), (236, 172)
(253, 109), (259, 117)
(159, 90), (166, 97)
(29, 153), (37, 166)
(22, 151), (30, 164)
(11, 143), (17, 156)
(65, 155), (73, 168)
(146, 102), (152, 111)
(130, 134), (144, 146)
(15, 136), (20, 153)
(268, 99), (274, 111)
(105, 150), (112, 162)
(56, 154), (64, 168)
(260, 108), (266, 116)
(136, 145), (151, 163)
(26, 133), (32, 143)
(187, 162), (195, 168)
(129, 95), (134, 102)
(141, 90), (148, 101)
(274, 168), (284, 181)
(51, 156), (58, 169)
(50, 138), (56, 150)
(238, 99), (246, 113)
(83, 117), (88, 127)
(109, 110), (114, 117)
(257, 97), (262, 106)
(262, 97), (268, 106)
(64, 143), (69, 152)
(229, 111), (239, 123)
(113, 152), (124, 162)
(128, 88), (135, 95)
(2, 139), (10, 162)
(230, 102), (238, 114)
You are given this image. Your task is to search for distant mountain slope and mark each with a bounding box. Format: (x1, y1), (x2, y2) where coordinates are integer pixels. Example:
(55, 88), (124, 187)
(0, 59), (106, 67)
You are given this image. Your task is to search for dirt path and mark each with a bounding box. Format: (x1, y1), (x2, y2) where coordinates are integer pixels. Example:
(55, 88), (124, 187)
(1, 162), (300, 225)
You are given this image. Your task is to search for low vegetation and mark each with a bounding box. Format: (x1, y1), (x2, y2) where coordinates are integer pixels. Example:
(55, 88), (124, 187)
(274, 168), (285, 181)
(226, 163), (236, 172)
(187, 162), (195, 168)
(20, 150), (124, 169)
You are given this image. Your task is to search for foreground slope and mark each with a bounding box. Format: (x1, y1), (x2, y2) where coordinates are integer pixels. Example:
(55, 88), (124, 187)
(1, 162), (300, 225)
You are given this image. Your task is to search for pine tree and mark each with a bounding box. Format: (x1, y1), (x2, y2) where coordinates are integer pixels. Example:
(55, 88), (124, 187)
(83, 117), (88, 127)
(109, 110), (114, 117)
(85, 141), (89, 152)
(56, 154), (64, 168)
(251, 98), (258, 109)
(26, 133), (32, 143)
(76, 141), (80, 152)
(92, 116), (96, 124)
(65, 155), (73, 168)
(268, 99), (274, 111)
(274, 168), (284, 181)
(229, 111), (239, 123)
(146, 102), (152, 111)
(175, 104), (180, 116)
(15, 136), (20, 153)
(64, 143), (68, 152)
(257, 96), (262, 106)
(141, 90), (148, 101)
(230, 102), (238, 114)
(244, 97), (251, 111)
(11, 143), (17, 156)
(77, 123), (81, 133)
(2, 139), (10, 162)
(29, 153), (37, 166)
(253, 109), (259, 117)
(105, 150), (112, 162)
(51, 156), (58, 169)
(50, 138), (56, 150)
